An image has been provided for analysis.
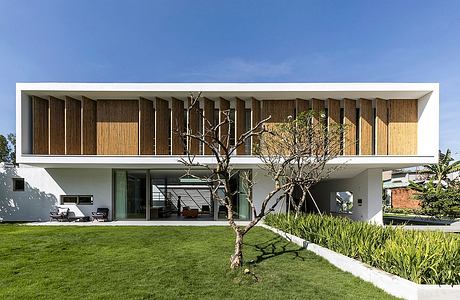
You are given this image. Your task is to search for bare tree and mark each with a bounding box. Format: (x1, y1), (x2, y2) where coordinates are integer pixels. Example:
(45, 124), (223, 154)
(256, 111), (345, 218)
(179, 93), (292, 269)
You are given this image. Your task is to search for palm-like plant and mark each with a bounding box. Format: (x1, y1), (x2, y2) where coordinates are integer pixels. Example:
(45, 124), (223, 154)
(419, 149), (460, 189)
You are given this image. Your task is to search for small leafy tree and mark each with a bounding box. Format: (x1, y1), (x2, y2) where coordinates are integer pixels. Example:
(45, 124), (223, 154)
(179, 93), (291, 269)
(409, 149), (460, 217)
(0, 133), (15, 164)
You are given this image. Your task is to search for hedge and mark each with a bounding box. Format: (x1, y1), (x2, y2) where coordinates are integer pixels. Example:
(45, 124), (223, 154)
(264, 213), (460, 285)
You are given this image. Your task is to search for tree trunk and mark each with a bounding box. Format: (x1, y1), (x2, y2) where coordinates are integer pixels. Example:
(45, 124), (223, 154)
(230, 231), (244, 269)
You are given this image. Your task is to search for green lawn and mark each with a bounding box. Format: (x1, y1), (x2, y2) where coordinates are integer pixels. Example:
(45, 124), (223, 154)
(0, 225), (395, 299)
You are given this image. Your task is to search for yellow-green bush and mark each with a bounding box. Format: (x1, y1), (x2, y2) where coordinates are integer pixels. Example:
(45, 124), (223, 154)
(264, 213), (460, 285)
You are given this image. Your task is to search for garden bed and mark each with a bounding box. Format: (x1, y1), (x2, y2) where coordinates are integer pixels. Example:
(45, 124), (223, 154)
(264, 214), (460, 299)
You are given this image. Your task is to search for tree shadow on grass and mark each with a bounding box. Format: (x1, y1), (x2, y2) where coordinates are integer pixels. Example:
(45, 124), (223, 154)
(245, 236), (306, 264)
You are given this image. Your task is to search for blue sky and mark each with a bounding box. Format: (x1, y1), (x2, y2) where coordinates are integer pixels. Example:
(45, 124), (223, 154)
(0, 0), (459, 155)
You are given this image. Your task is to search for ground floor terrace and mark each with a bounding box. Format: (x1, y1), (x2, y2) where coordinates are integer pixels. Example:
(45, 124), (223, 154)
(0, 165), (384, 224)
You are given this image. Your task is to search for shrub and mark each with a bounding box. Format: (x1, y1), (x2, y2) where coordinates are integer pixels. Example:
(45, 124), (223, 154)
(415, 189), (460, 218)
(265, 213), (460, 285)
(383, 207), (423, 215)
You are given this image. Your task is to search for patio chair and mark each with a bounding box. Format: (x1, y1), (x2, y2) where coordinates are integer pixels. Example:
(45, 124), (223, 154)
(92, 208), (109, 222)
(49, 207), (70, 222)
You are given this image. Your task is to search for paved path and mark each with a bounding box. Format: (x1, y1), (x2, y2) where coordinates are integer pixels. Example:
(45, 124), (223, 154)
(24, 220), (253, 226)
(398, 221), (460, 233)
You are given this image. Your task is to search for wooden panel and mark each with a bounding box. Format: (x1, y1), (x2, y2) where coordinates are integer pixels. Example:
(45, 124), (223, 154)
(203, 98), (214, 155)
(359, 99), (373, 155)
(188, 97), (200, 155)
(388, 99), (418, 155)
(311, 98), (325, 125)
(261, 100), (295, 123)
(97, 100), (139, 155)
(32, 96), (49, 154)
(82, 96), (97, 155)
(327, 98), (341, 153)
(343, 98), (357, 155)
(49, 96), (65, 155)
(219, 97), (230, 152)
(65, 96), (81, 155)
(375, 98), (388, 155)
(171, 97), (184, 155)
(235, 98), (245, 155)
(139, 97), (154, 155)
(155, 98), (169, 155)
(296, 98), (309, 116)
(251, 98), (261, 154)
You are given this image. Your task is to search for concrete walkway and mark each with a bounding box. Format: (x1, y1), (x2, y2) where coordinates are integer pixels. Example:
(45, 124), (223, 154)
(24, 220), (253, 227)
(399, 221), (460, 233)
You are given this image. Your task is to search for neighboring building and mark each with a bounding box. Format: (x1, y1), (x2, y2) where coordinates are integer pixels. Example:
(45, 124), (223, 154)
(0, 83), (439, 224)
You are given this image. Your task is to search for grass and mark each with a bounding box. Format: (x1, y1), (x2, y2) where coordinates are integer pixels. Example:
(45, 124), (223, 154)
(0, 225), (395, 300)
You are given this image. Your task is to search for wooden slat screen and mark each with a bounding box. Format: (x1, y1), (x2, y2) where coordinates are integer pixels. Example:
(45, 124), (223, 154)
(139, 97), (154, 155)
(343, 98), (357, 155)
(311, 98), (325, 125)
(97, 100), (139, 155)
(388, 99), (418, 155)
(359, 99), (373, 155)
(82, 96), (97, 155)
(296, 98), (309, 116)
(375, 98), (388, 155)
(203, 98), (214, 155)
(171, 97), (184, 155)
(155, 98), (169, 155)
(49, 96), (65, 155)
(261, 100), (295, 123)
(65, 96), (81, 155)
(32, 96), (49, 154)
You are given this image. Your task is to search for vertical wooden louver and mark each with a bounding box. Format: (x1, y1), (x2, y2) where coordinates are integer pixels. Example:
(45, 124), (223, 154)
(32, 96), (49, 154)
(96, 100), (139, 155)
(203, 98), (214, 155)
(171, 97), (184, 155)
(65, 96), (81, 155)
(359, 99), (373, 155)
(375, 98), (388, 155)
(82, 96), (97, 155)
(155, 98), (169, 155)
(48, 96), (65, 155)
(343, 98), (357, 155)
(388, 99), (418, 155)
(235, 98), (245, 155)
(327, 98), (341, 153)
(187, 97), (200, 155)
(251, 97), (261, 154)
(139, 97), (154, 155)
(219, 97), (230, 152)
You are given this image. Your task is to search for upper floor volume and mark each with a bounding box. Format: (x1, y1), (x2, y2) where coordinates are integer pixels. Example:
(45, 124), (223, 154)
(15, 83), (439, 165)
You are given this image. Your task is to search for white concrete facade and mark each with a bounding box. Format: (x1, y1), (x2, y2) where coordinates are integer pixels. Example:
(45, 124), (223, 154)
(0, 82), (440, 222)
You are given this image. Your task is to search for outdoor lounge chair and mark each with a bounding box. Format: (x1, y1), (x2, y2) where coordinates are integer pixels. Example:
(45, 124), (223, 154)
(92, 208), (109, 222)
(49, 207), (70, 222)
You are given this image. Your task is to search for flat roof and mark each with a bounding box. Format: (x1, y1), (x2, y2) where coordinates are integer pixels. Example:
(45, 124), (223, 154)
(17, 82), (438, 100)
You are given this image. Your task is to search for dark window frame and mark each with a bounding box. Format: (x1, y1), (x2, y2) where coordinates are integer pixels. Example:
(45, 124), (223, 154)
(60, 195), (94, 205)
(12, 178), (25, 192)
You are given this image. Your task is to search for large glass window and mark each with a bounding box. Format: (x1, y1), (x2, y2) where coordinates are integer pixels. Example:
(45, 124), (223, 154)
(114, 170), (147, 220)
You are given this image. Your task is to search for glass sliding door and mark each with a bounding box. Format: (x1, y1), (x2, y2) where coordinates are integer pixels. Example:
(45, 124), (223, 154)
(115, 171), (128, 220)
(114, 170), (147, 220)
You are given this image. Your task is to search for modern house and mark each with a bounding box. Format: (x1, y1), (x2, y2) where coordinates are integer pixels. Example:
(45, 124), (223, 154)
(0, 83), (439, 224)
